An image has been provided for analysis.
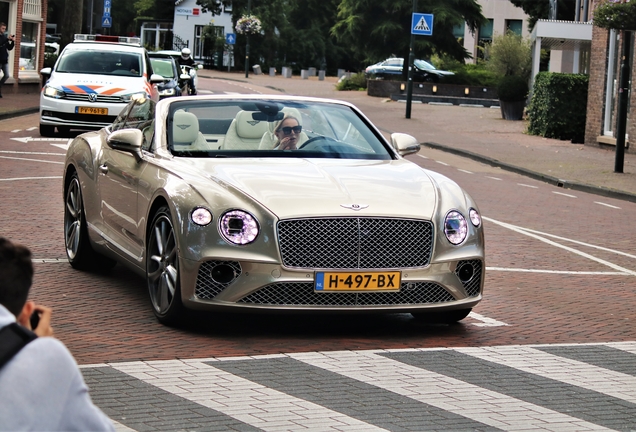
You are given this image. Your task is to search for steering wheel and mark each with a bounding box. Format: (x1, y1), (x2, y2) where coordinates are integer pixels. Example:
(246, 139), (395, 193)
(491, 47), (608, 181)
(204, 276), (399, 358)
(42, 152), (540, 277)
(298, 135), (338, 150)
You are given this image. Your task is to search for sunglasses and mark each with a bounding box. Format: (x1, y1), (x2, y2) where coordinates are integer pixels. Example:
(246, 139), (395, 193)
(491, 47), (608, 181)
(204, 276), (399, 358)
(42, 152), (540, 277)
(279, 125), (302, 135)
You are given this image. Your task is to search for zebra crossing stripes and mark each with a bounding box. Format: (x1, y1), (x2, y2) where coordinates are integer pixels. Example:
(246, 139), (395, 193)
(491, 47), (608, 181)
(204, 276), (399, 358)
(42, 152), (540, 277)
(81, 343), (636, 431)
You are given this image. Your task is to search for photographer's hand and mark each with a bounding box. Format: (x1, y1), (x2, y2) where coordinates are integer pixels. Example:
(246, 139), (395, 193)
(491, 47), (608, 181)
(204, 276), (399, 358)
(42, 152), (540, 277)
(17, 301), (54, 337)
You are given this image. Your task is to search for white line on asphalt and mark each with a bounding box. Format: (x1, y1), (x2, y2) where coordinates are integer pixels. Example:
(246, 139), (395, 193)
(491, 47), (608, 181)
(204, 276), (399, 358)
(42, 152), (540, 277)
(291, 351), (608, 431)
(0, 150), (65, 156)
(223, 91), (243, 95)
(552, 191), (577, 198)
(484, 216), (636, 276)
(26, 127), (37, 131)
(51, 143), (70, 151)
(486, 176), (502, 180)
(31, 258), (66, 263)
(10, 136), (69, 143)
(518, 183), (539, 188)
(457, 169), (473, 174)
(111, 360), (387, 431)
(0, 176), (63, 182)
(435, 160), (449, 166)
(468, 312), (509, 327)
(11, 129), (21, 133)
(594, 201), (621, 209)
(417, 154), (428, 159)
(0, 156), (63, 164)
(486, 267), (629, 275)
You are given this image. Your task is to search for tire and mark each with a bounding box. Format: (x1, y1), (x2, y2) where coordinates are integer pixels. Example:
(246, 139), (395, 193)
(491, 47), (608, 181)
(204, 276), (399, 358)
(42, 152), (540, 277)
(64, 172), (116, 271)
(40, 124), (55, 137)
(411, 308), (472, 324)
(146, 206), (184, 325)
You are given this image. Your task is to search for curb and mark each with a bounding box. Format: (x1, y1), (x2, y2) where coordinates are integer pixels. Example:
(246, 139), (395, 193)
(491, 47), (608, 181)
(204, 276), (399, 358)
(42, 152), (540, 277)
(423, 141), (636, 204)
(0, 107), (39, 121)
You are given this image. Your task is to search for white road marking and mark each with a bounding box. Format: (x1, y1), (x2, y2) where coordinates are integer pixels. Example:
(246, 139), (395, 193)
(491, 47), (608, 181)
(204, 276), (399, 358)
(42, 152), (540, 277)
(223, 91), (243, 95)
(26, 126), (37, 131)
(417, 154), (428, 159)
(0, 156), (64, 164)
(552, 191), (577, 198)
(111, 360), (387, 431)
(51, 143), (70, 151)
(457, 345), (636, 405)
(486, 176), (502, 181)
(11, 129), (21, 133)
(0, 150), (65, 156)
(435, 160), (449, 166)
(468, 312), (509, 327)
(291, 351), (610, 431)
(484, 216), (636, 276)
(457, 169), (473, 174)
(11, 136), (69, 143)
(518, 183), (539, 188)
(0, 176), (63, 182)
(487, 267), (628, 275)
(594, 201), (621, 209)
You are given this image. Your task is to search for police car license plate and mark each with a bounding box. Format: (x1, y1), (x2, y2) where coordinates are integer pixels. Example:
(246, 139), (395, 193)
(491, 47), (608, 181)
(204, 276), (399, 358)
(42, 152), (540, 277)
(315, 271), (401, 292)
(77, 106), (108, 115)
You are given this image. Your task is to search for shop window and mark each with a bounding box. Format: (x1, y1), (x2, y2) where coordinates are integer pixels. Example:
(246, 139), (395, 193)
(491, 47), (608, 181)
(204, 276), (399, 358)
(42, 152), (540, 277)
(477, 19), (493, 60)
(506, 20), (522, 36)
(19, 21), (39, 74)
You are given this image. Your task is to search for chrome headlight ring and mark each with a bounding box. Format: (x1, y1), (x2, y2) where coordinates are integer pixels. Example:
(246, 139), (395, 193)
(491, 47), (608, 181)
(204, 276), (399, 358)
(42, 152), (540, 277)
(219, 210), (259, 245)
(444, 210), (468, 245)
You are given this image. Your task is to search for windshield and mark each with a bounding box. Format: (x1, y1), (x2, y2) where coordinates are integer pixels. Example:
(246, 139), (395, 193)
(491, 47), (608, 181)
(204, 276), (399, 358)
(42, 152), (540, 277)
(56, 49), (142, 77)
(166, 99), (394, 160)
(150, 58), (175, 78)
(414, 59), (436, 70)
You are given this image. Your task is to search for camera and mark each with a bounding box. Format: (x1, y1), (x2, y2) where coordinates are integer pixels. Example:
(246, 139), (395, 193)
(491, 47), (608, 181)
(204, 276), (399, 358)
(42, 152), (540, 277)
(30, 310), (40, 329)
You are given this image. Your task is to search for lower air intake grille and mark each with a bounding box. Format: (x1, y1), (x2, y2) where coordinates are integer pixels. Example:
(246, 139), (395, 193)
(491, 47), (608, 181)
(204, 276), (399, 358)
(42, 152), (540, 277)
(455, 260), (483, 297)
(195, 261), (242, 299)
(237, 281), (455, 306)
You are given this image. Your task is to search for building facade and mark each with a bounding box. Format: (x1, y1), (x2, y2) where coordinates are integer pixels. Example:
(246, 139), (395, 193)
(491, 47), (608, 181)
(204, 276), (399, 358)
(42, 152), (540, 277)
(1, 0), (48, 93)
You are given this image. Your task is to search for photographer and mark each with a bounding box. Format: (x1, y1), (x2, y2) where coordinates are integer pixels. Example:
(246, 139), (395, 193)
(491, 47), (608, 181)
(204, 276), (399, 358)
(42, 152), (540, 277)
(0, 237), (114, 431)
(0, 23), (15, 98)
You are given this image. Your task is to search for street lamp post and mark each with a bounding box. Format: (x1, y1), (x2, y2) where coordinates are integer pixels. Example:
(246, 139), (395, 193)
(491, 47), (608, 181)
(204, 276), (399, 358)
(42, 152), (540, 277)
(614, 31), (632, 173)
(245, 0), (251, 78)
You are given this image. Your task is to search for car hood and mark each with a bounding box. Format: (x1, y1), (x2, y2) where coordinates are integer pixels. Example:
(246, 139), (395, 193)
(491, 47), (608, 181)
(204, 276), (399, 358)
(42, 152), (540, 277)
(48, 73), (147, 96)
(181, 158), (439, 219)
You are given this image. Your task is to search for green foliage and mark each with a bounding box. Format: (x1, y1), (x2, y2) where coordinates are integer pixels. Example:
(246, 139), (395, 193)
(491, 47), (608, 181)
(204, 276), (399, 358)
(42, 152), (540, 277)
(332, 0), (486, 69)
(593, 0), (636, 31)
(336, 73), (368, 91)
(527, 72), (589, 143)
(439, 62), (499, 86)
(496, 75), (528, 101)
(486, 31), (532, 80)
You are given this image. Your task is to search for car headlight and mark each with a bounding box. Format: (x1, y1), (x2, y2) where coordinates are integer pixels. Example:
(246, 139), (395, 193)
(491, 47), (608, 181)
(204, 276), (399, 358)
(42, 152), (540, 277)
(43, 85), (65, 99)
(159, 88), (175, 96)
(191, 207), (212, 226)
(444, 210), (468, 245)
(219, 210), (259, 245)
(121, 92), (148, 102)
(469, 208), (481, 227)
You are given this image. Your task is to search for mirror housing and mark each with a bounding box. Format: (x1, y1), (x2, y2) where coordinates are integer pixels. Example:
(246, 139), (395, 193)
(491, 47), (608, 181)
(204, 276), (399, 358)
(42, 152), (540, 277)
(107, 129), (143, 158)
(179, 73), (191, 81)
(390, 133), (420, 157)
(150, 73), (165, 84)
(40, 67), (52, 76)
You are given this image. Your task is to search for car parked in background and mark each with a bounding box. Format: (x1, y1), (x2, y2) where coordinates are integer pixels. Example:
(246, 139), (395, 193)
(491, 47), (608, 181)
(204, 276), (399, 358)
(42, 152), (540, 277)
(39, 34), (163, 136)
(154, 50), (202, 94)
(62, 94), (485, 326)
(365, 57), (454, 82)
(148, 53), (188, 99)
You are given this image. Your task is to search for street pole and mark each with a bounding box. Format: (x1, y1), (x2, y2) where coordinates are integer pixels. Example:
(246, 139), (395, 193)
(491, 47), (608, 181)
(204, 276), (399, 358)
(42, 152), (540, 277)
(245, 0), (251, 78)
(614, 31), (632, 173)
(406, 0), (417, 119)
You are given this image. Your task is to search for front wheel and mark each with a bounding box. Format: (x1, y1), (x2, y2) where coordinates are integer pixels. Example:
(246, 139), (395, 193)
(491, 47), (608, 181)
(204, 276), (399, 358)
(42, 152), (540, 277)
(40, 124), (55, 137)
(411, 309), (472, 324)
(64, 172), (116, 271)
(146, 206), (183, 325)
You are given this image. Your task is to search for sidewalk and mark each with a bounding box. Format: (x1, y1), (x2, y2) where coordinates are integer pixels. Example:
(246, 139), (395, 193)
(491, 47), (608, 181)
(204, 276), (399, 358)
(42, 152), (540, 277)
(2, 71), (635, 203)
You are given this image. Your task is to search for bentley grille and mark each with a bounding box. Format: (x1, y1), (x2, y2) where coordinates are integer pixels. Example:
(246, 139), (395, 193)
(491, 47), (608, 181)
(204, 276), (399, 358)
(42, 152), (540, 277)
(237, 281), (455, 306)
(277, 218), (433, 269)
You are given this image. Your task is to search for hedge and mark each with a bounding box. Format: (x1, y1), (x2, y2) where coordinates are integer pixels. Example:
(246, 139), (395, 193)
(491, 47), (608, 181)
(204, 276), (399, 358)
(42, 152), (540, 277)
(527, 72), (589, 143)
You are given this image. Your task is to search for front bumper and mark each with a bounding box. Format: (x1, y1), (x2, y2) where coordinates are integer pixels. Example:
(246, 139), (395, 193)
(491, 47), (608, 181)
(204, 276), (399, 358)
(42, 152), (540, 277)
(40, 95), (126, 129)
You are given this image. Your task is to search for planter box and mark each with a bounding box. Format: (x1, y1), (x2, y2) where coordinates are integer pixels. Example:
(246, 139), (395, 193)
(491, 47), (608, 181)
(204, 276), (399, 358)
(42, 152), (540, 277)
(500, 99), (526, 120)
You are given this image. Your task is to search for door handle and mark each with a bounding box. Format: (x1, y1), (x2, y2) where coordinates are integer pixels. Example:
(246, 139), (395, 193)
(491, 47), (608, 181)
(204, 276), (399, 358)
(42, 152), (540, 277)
(99, 164), (108, 174)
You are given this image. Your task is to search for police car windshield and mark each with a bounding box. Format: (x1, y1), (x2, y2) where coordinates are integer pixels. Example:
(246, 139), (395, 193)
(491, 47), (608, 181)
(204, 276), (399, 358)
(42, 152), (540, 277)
(57, 50), (142, 77)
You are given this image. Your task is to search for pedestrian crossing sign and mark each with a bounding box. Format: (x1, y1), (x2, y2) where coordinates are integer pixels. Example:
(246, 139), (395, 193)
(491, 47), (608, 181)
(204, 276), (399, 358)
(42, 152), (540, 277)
(412, 13), (433, 36)
(101, 15), (112, 28)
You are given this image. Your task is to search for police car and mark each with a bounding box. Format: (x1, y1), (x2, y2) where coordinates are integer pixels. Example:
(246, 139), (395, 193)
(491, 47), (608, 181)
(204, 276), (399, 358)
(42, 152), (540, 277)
(39, 34), (163, 137)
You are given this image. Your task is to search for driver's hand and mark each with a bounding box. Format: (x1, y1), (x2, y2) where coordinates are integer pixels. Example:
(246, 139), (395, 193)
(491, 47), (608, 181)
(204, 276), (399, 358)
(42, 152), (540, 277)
(278, 137), (297, 150)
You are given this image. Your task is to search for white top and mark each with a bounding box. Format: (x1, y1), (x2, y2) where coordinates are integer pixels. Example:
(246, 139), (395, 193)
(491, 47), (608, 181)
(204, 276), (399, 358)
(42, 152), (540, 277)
(0, 305), (114, 431)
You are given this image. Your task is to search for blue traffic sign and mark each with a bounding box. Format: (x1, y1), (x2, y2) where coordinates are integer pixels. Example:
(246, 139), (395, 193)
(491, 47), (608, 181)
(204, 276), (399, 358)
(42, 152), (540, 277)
(225, 33), (236, 45)
(412, 13), (433, 36)
(101, 15), (112, 28)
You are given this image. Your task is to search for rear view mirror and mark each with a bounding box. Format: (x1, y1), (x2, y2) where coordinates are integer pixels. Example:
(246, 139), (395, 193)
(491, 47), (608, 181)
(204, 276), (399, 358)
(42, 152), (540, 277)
(390, 133), (420, 156)
(252, 112), (284, 122)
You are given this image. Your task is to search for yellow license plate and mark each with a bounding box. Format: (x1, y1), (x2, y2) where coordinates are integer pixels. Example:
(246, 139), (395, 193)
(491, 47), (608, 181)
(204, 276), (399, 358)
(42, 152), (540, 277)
(76, 106), (108, 115)
(315, 271), (401, 292)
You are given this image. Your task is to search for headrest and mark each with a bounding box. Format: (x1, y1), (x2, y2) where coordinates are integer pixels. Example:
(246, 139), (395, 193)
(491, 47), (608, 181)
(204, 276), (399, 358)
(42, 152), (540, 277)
(235, 111), (269, 139)
(172, 110), (199, 145)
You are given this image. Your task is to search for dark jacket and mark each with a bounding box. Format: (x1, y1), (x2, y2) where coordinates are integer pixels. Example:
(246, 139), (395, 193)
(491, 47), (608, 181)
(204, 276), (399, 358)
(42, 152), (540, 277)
(0, 33), (15, 63)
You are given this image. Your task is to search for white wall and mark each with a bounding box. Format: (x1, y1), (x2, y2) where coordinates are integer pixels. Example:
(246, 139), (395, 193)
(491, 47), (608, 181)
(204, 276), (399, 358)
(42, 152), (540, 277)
(172, 0), (233, 54)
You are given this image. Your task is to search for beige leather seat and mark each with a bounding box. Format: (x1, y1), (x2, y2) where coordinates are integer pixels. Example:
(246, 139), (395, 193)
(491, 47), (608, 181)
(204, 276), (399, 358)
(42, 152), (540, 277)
(172, 110), (209, 150)
(222, 111), (269, 150)
(258, 107), (308, 150)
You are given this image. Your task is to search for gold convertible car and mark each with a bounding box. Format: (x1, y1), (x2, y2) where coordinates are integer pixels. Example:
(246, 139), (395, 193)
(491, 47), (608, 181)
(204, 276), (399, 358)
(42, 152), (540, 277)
(63, 95), (485, 325)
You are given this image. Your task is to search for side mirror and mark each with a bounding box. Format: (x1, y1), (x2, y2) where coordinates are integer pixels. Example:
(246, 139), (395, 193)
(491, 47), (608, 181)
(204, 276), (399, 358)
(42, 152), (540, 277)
(390, 133), (420, 157)
(107, 129), (143, 158)
(149, 73), (164, 84)
(179, 73), (191, 81)
(40, 67), (52, 76)
(197, 64), (203, 70)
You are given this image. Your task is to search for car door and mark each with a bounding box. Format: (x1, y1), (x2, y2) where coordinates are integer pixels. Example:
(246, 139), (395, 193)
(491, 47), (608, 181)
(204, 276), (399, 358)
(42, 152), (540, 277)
(97, 98), (155, 263)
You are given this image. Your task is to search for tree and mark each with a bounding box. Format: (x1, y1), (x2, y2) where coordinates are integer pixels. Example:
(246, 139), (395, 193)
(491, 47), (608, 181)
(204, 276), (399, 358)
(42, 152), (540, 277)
(331, 0), (486, 73)
(60, 0), (83, 48)
(508, 0), (576, 28)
